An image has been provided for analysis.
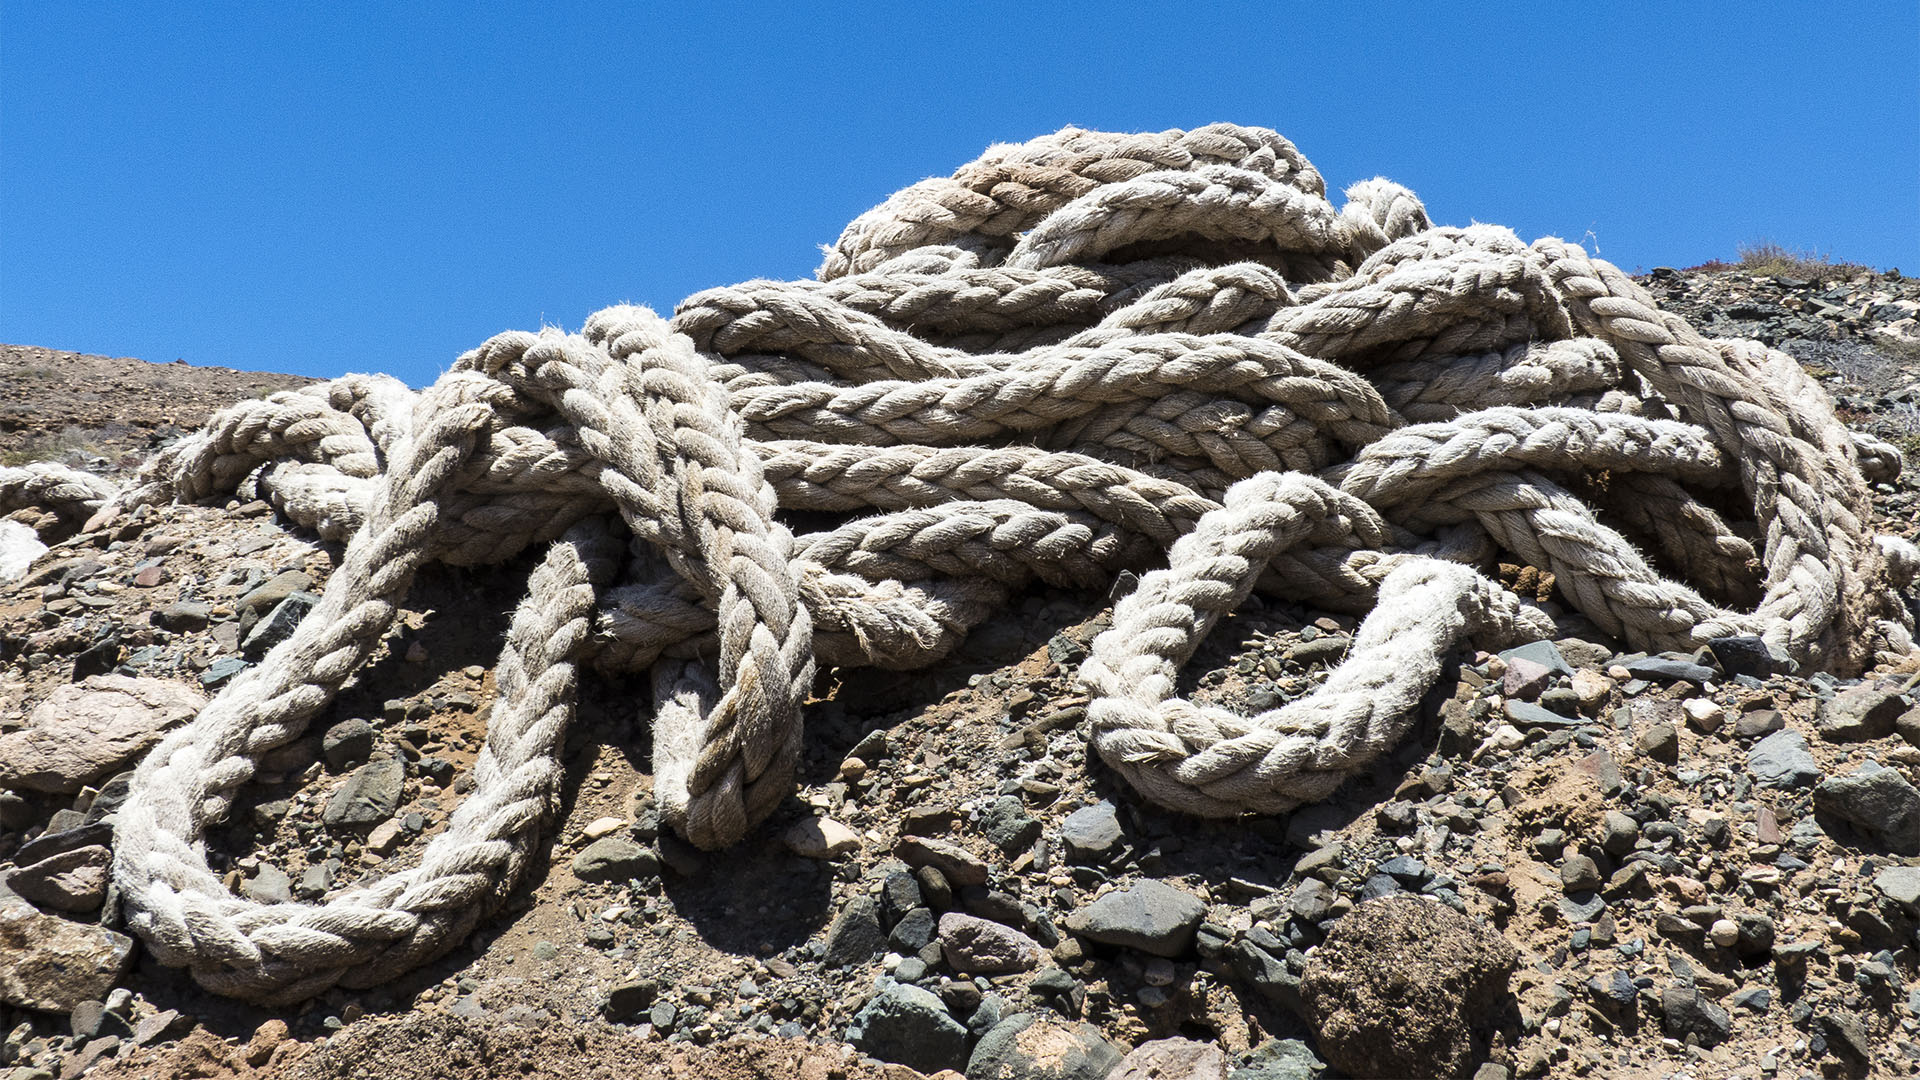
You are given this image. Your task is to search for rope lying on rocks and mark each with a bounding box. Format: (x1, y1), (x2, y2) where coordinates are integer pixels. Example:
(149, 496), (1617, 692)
(2, 123), (1915, 1003)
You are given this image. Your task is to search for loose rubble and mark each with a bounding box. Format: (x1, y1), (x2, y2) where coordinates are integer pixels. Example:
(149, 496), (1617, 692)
(1, 261), (1918, 1079)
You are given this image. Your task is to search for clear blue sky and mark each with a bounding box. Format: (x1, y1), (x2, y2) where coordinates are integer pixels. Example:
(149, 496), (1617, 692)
(4, 3), (1917, 386)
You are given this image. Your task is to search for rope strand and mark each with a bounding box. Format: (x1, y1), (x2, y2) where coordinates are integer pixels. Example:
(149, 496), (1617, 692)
(4, 122), (1908, 1002)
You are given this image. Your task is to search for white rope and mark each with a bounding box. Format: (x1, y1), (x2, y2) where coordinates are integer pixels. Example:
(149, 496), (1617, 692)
(4, 122), (1910, 1002)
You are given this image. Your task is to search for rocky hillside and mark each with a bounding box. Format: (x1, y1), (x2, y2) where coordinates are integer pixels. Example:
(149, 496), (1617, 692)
(0, 263), (1918, 1080)
(0, 345), (315, 471)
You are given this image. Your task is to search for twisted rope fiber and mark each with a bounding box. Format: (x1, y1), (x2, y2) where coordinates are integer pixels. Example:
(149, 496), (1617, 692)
(5, 123), (1912, 1002)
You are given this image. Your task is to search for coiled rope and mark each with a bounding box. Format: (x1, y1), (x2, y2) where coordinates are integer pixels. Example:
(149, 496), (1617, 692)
(2, 123), (1914, 1003)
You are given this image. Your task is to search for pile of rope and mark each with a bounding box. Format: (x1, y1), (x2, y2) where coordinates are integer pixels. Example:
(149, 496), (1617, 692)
(4, 124), (1916, 1003)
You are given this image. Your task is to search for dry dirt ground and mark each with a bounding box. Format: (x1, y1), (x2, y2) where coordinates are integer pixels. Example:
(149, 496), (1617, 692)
(0, 346), (314, 470)
(2, 264), (1920, 1080)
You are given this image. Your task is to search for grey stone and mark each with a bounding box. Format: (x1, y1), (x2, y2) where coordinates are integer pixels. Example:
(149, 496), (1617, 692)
(823, 895), (887, 967)
(967, 994), (1008, 1036)
(1816, 684), (1907, 742)
(1734, 911), (1775, 957)
(154, 601), (211, 633)
(1624, 656), (1715, 686)
(890, 906), (937, 953)
(1376, 855), (1428, 883)
(71, 635), (123, 680)
(297, 862), (334, 899)
(83, 771), (134, 825)
(917, 864), (953, 909)
(321, 756), (405, 828)
(844, 982), (968, 1074)
(980, 796), (1042, 855)
(0, 675), (206, 794)
(1059, 800), (1124, 862)
(1747, 730), (1821, 789)
(848, 727), (890, 762)
(1031, 967), (1079, 999)
(1873, 864), (1920, 908)
(241, 591), (318, 658)
(321, 717), (375, 770)
(1230, 1038), (1325, 1080)
(1289, 878), (1334, 923)
(0, 897), (135, 1011)
(571, 837), (659, 882)
(1730, 987), (1771, 1012)
(603, 978), (657, 1021)
(236, 569), (312, 613)
(1899, 704), (1920, 747)
(1537, 687), (1582, 715)
(131, 1009), (182, 1046)
(8, 844), (110, 913)
(967, 1013), (1122, 1080)
(1815, 1011), (1873, 1065)
(939, 912), (1043, 975)
(242, 863), (292, 904)
(895, 835), (989, 887)
(1553, 638), (1613, 670)
(1601, 810), (1640, 857)
(1707, 636), (1788, 678)
(1505, 700), (1582, 729)
(13, 821), (113, 868)
(1814, 760), (1920, 854)
(1735, 709), (1785, 738)
(417, 756), (454, 787)
(880, 871), (923, 924)
(1285, 636), (1348, 665)
(1560, 892), (1606, 924)
(1064, 880), (1205, 957)
(1498, 640), (1572, 676)
(1560, 855), (1601, 893)
(1110, 1037), (1226, 1080)
(69, 998), (107, 1039)
(1359, 874), (1400, 900)
(1660, 982), (1731, 1046)
(200, 656), (249, 687)
(1637, 721), (1680, 763)
(1589, 970), (1636, 1008)
(64, 1035), (121, 1076)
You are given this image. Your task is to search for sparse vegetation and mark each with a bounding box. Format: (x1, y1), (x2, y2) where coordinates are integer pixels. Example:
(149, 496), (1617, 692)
(1887, 400), (1920, 458)
(1680, 242), (1874, 279)
(1732, 241), (1870, 280)
(0, 425), (108, 467)
(1785, 338), (1901, 393)
(1873, 334), (1920, 366)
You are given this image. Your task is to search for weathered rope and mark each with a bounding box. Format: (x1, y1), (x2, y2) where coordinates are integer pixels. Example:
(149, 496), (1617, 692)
(3, 122), (1911, 1003)
(0, 461), (121, 527)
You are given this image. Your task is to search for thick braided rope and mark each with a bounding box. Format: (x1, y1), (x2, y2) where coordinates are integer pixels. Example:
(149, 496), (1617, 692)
(112, 375), (550, 999)
(1533, 239), (1892, 668)
(1081, 473), (1553, 815)
(0, 462), (121, 526)
(820, 124), (1327, 279)
(0, 122), (1896, 1004)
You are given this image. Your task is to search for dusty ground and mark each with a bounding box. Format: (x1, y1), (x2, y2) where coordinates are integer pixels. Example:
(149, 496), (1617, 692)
(0, 345), (315, 470)
(2, 264), (1920, 1080)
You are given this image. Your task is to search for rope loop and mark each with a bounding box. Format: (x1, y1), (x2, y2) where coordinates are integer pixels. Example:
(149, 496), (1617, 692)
(2, 122), (1907, 1002)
